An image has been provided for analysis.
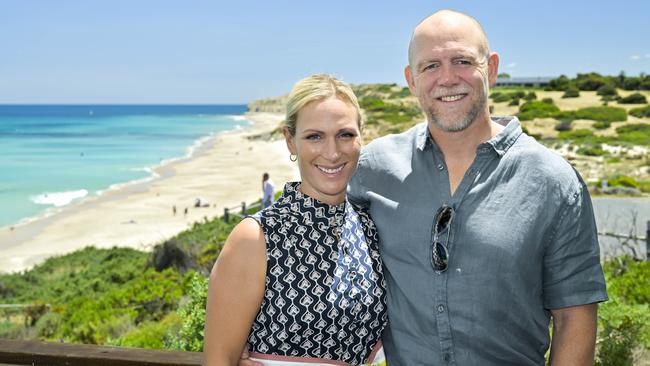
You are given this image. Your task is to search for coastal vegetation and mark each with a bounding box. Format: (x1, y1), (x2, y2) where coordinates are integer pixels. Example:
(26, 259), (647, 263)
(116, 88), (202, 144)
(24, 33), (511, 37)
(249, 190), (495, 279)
(1, 72), (649, 363)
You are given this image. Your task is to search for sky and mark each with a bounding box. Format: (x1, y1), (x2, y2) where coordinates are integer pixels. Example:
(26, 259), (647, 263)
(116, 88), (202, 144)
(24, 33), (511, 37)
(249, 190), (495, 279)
(1, 0), (649, 104)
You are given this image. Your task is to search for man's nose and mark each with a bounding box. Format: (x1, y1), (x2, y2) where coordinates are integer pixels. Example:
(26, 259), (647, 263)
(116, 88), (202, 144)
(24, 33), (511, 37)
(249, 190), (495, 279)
(437, 64), (459, 86)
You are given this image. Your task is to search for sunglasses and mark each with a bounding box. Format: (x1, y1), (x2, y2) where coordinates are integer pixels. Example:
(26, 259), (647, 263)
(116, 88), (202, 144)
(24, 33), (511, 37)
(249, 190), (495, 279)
(431, 205), (454, 273)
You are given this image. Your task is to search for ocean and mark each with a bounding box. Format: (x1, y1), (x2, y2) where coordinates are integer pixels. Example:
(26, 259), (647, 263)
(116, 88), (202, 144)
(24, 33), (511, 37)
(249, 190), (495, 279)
(0, 105), (248, 228)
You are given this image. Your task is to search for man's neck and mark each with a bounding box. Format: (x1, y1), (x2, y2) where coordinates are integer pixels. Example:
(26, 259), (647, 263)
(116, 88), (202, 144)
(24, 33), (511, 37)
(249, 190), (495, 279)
(428, 114), (505, 195)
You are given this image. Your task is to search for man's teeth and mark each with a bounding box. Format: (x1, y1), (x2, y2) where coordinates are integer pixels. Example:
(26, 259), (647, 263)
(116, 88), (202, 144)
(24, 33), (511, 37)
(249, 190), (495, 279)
(440, 94), (464, 102)
(318, 165), (344, 174)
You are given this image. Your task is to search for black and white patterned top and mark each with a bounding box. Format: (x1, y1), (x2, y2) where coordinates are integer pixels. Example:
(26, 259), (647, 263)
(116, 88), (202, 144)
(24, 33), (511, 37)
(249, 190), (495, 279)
(247, 182), (388, 366)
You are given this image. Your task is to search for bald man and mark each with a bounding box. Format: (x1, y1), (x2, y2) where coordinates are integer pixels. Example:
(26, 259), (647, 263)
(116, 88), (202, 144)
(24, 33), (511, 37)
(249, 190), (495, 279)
(238, 9), (607, 366)
(347, 10), (608, 366)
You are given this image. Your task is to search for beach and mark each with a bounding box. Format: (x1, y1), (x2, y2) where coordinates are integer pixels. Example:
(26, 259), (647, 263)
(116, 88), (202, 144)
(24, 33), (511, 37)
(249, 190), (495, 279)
(0, 112), (299, 274)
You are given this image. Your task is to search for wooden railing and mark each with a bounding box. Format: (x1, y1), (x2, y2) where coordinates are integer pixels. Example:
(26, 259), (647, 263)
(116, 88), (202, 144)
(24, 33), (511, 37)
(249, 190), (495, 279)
(0, 339), (202, 366)
(598, 219), (650, 260)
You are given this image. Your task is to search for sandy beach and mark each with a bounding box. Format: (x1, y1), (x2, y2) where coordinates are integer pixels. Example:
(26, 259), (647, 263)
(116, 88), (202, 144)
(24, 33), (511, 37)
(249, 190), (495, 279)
(0, 112), (299, 274)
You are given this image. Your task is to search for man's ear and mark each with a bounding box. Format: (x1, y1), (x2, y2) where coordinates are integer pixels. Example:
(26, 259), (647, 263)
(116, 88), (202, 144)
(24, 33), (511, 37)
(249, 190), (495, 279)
(404, 65), (417, 95)
(487, 52), (500, 87)
(283, 126), (296, 155)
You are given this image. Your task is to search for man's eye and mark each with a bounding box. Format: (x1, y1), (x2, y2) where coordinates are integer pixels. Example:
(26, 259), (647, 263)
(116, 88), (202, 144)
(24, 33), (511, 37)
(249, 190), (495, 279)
(455, 59), (472, 65)
(422, 64), (437, 71)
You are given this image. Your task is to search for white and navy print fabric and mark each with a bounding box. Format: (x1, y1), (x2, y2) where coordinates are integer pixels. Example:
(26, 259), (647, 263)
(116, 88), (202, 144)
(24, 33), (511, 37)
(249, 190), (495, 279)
(247, 182), (387, 365)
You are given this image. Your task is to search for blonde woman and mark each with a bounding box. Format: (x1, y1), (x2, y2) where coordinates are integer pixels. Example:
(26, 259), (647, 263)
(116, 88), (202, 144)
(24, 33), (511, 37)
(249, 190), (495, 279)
(204, 74), (387, 366)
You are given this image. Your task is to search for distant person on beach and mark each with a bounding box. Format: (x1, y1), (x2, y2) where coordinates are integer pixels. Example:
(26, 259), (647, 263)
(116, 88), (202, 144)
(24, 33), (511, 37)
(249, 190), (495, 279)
(204, 74), (387, 365)
(261, 173), (274, 208)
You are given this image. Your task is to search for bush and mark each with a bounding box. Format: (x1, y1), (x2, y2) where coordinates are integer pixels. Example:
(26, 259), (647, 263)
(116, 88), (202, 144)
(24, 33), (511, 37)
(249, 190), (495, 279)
(575, 106), (627, 123)
(615, 124), (650, 145)
(542, 98), (554, 104)
(618, 93), (647, 104)
(524, 92), (537, 101)
(597, 84), (618, 97)
(508, 98), (520, 106)
(517, 101), (560, 120)
(554, 119), (573, 131)
(607, 175), (640, 188)
(390, 87), (411, 98)
(562, 87), (580, 98)
(628, 105), (650, 118)
(593, 121), (611, 129)
(557, 129), (595, 141)
(596, 300), (650, 366)
(167, 272), (208, 352)
(577, 144), (606, 156)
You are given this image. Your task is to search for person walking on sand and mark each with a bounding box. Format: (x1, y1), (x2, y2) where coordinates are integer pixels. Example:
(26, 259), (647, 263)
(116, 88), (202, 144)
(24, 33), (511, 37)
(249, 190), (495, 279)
(262, 173), (275, 208)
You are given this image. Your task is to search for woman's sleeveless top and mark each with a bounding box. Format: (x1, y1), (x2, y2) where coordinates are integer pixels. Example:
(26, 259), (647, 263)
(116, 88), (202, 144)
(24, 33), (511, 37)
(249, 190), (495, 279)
(247, 182), (388, 366)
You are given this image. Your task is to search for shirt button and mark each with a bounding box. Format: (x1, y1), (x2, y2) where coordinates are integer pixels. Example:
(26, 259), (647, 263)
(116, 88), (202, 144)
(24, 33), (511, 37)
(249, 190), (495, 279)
(437, 164), (444, 171)
(437, 304), (445, 313)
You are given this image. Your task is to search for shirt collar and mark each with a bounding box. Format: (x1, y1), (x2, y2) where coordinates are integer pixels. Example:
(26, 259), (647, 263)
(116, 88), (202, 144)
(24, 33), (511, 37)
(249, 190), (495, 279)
(415, 116), (522, 156)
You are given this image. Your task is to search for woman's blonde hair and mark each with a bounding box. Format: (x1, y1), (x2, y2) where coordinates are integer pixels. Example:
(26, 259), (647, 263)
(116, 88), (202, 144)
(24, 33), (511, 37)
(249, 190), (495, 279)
(285, 74), (361, 136)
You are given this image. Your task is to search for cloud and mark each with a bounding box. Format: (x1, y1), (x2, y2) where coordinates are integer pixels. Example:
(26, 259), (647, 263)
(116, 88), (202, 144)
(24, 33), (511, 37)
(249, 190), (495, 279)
(506, 62), (517, 68)
(645, 54), (650, 59)
(630, 55), (641, 60)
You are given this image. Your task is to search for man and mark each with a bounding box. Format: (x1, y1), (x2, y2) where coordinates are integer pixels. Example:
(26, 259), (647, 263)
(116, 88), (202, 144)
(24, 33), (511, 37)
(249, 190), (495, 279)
(346, 9), (607, 366)
(239, 9), (607, 366)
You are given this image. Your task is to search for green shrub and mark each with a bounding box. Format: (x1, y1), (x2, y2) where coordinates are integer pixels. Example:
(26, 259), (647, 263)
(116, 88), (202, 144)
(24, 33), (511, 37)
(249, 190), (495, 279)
(517, 101), (561, 120)
(524, 92), (537, 101)
(596, 300), (650, 366)
(562, 87), (580, 98)
(542, 98), (554, 104)
(492, 93), (513, 103)
(618, 93), (648, 104)
(577, 144), (606, 156)
(607, 175), (640, 188)
(557, 129), (594, 141)
(390, 87), (411, 98)
(628, 105), (650, 118)
(576, 72), (607, 91)
(593, 121), (611, 129)
(597, 84), (618, 97)
(359, 97), (386, 111)
(548, 75), (572, 91)
(508, 98), (520, 106)
(554, 119), (573, 131)
(575, 106), (627, 122)
(167, 272), (208, 352)
(615, 124), (650, 145)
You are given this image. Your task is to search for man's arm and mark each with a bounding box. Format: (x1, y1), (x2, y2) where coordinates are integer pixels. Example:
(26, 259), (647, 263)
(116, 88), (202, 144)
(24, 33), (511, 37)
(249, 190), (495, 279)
(549, 303), (598, 366)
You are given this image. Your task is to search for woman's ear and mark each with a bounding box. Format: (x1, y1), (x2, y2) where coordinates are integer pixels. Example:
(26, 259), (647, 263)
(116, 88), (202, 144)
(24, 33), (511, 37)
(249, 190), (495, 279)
(283, 126), (296, 155)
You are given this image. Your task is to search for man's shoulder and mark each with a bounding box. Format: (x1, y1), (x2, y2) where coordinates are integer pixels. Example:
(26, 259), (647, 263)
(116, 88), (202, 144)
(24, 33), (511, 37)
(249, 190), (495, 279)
(509, 134), (586, 199)
(362, 122), (425, 159)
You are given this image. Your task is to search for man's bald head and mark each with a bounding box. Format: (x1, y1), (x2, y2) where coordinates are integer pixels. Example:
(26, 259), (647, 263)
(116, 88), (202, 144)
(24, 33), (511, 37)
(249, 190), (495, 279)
(408, 10), (491, 67)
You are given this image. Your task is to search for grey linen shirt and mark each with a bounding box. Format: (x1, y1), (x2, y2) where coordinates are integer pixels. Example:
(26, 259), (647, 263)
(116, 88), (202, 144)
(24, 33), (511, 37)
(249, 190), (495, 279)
(348, 117), (608, 366)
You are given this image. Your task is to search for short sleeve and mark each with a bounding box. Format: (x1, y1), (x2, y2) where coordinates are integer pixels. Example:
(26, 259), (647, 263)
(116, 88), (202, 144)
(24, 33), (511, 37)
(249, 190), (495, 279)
(542, 178), (609, 309)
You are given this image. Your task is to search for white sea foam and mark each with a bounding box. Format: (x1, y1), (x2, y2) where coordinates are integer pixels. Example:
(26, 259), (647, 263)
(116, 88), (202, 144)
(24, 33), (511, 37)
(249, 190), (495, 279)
(229, 115), (248, 121)
(31, 189), (89, 207)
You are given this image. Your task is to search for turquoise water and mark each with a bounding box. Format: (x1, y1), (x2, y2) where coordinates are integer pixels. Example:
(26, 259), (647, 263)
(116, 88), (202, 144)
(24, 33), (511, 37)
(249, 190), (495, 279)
(0, 105), (248, 227)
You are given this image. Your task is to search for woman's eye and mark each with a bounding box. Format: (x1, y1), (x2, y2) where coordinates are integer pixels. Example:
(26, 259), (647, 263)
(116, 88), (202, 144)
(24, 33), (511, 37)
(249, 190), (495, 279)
(339, 132), (356, 139)
(305, 134), (321, 140)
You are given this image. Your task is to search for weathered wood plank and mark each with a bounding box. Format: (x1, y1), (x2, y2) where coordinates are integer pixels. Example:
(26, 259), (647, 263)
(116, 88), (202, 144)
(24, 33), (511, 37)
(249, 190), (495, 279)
(0, 339), (202, 366)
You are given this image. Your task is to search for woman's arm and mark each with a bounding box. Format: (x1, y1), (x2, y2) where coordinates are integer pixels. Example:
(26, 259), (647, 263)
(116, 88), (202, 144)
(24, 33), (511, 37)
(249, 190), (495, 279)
(203, 218), (267, 366)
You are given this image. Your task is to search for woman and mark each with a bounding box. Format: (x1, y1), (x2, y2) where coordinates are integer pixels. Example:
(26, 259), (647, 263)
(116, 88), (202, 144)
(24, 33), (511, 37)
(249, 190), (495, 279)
(203, 74), (387, 366)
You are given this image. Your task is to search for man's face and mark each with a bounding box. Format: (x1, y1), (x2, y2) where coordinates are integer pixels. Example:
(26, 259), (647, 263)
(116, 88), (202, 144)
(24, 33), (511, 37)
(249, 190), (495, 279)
(405, 24), (497, 133)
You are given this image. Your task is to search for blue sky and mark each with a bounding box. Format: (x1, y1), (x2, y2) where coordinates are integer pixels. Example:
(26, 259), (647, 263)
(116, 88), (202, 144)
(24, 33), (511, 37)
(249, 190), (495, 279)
(1, 0), (648, 104)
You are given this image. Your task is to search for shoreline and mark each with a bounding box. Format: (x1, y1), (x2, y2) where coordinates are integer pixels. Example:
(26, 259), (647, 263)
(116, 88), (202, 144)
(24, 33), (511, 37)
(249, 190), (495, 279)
(0, 112), (299, 274)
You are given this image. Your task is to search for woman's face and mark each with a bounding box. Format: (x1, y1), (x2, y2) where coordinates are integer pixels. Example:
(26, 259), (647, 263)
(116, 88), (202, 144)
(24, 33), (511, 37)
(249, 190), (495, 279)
(284, 96), (361, 205)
